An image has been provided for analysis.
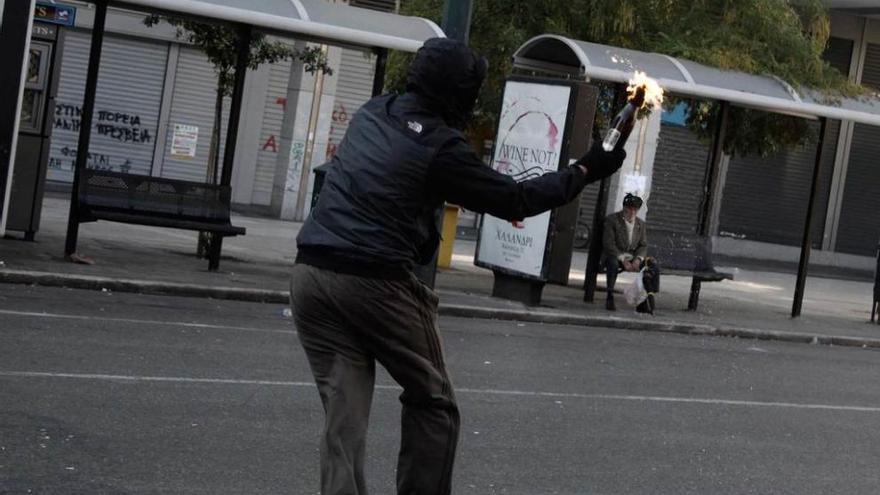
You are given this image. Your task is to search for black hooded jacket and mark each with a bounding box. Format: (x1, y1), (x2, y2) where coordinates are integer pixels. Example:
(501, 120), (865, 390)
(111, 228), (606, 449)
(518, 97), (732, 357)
(296, 38), (622, 279)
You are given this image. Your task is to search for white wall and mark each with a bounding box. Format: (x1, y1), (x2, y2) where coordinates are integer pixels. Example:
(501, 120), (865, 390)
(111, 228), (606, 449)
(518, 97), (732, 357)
(606, 109), (662, 220)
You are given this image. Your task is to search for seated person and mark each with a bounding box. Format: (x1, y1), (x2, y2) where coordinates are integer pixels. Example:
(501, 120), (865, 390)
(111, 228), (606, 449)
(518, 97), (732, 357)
(603, 193), (648, 311)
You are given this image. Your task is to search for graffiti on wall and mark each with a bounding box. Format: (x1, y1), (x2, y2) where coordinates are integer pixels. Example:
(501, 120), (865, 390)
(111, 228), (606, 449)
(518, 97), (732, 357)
(325, 103), (349, 159)
(54, 103), (153, 143)
(50, 102), (151, 174)
(48, 145), (132, 173)
(285, 141), (306, 193)
(260, 100), (351, 161)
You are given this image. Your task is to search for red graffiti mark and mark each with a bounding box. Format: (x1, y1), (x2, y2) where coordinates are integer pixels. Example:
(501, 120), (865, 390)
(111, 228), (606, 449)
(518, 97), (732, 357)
(262, 134), (277, 152)
(276, 97), (287, 110)
(326, 140), (337, 159)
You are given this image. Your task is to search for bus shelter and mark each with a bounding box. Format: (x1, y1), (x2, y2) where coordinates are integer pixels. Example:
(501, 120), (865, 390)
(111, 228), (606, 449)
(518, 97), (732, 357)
(511, 34), (880, 317)
(62, 0), (441, 269)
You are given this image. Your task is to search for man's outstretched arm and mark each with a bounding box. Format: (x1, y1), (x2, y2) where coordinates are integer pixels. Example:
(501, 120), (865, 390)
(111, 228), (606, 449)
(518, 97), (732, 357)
(428, 139), (625, 221)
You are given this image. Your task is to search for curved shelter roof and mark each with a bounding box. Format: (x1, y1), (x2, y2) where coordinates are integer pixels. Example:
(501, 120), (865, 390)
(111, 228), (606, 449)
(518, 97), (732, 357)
(116, 0), (444, 52)
(513, 34), (880, 126)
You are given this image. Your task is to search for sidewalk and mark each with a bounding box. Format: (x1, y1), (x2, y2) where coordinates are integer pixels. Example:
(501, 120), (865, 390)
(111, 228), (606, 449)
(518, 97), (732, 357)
(2, 196), (879, 346)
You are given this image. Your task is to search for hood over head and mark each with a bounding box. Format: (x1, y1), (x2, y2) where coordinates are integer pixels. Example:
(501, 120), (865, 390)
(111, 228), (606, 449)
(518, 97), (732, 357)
(406, 37), (487, 129)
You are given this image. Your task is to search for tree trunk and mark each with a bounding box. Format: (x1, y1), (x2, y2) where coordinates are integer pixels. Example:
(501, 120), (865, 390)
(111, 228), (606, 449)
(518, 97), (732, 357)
(207, 84), (224, 184)
(197, 84), (225, 258)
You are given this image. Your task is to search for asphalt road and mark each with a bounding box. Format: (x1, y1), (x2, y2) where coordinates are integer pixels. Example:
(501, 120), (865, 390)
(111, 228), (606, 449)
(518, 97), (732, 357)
(1, 284), (880, 494)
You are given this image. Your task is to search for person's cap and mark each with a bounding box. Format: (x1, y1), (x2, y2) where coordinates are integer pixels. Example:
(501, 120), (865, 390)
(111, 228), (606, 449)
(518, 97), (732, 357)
(623, 193), (643, 208)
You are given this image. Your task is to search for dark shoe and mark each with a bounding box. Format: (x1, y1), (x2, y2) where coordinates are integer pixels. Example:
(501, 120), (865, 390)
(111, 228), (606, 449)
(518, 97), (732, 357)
(636, 295), (656, 315)
(605, 297), (616, 311)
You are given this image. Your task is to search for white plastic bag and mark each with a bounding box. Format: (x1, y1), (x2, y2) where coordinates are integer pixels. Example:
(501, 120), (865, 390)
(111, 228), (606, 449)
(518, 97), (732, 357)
(624, 267), (648, 306)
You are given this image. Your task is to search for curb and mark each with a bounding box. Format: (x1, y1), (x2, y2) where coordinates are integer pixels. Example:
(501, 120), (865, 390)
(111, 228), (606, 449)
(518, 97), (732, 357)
(440, 304), (880, 349)
(3, 269), (880, 350)
(0, 269), (289, 304)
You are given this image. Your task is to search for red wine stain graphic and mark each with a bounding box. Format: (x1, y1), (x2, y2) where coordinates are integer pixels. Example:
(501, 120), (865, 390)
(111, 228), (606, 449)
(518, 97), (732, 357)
(494, 101), (560, 229)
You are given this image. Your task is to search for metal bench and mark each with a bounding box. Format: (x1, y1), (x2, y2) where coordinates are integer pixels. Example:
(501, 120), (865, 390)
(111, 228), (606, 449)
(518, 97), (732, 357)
(76, 169), (245, 270)
(648, 230), (733, 310)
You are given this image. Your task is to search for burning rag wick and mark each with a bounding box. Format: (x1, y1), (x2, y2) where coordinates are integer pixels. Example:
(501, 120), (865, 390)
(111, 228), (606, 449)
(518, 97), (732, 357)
(627, 71), (664, 111)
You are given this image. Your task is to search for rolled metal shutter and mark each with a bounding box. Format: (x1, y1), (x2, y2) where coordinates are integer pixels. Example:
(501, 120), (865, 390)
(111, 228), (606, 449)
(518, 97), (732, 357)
(718, 120), (839, 247)
(47, 30), (167, 183)
(157, 46), (230, 183)
(648, 122), (712, 234)
(575, 180), (602, 247)
(325, 0), (385, 161)
(717, 37), (852, 247)
(327, 48), (376, 161)
(251, 58), (293, 206)
(836, 42), (880, 256)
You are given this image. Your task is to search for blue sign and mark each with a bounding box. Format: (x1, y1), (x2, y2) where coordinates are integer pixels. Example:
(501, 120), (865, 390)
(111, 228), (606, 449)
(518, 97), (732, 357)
(35, 2), (76, 27)
(661, 102), (690, 126)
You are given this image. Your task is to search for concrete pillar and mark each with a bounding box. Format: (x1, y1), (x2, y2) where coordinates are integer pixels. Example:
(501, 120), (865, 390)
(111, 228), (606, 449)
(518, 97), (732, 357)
(229, 63), (271, 205)
(823, 16), (871, 251)
(271, 43), (342, 221)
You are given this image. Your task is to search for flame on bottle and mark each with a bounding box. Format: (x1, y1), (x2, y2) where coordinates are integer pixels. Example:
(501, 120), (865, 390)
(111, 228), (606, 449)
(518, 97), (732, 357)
(627, 71), (664, 111)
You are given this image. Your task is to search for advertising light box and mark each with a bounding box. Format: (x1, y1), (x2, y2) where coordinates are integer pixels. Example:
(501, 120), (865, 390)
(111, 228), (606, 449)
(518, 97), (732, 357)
(475, 78), (578, 280)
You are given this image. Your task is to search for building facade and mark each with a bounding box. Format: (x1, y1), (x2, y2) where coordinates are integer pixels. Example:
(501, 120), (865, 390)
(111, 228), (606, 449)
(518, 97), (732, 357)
(9, 2), (880, 271)
(17, 0), (392, 224)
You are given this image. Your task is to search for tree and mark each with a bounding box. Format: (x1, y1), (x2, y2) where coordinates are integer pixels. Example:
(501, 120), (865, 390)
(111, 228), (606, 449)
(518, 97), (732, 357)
(144, 16), (332, 256)
(145, 16), (332, 183)
(389, 0), (866, 157)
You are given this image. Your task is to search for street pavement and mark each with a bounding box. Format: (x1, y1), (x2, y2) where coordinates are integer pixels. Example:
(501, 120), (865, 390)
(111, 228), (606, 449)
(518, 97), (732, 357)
(2, 284), (880, 494)
(3, 196), (880, 346)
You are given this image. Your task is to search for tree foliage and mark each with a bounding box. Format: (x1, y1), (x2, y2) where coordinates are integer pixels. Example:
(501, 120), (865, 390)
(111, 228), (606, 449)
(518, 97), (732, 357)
(144, 15), (333, 94)
(390, 0), (865, 156)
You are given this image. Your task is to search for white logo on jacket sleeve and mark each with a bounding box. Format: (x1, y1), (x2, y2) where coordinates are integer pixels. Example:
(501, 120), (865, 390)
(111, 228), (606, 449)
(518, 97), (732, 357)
(407, 121), (423, 134)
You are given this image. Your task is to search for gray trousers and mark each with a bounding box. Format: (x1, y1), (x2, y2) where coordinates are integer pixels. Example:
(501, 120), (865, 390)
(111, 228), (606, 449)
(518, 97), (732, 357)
(290, 263), (460, 495)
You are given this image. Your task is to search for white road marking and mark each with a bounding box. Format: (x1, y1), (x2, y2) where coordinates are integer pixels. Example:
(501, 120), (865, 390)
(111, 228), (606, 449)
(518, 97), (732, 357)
(0, 371), (314, 387)
(0, 310), (295, 335)
(2, 370), (879, 413)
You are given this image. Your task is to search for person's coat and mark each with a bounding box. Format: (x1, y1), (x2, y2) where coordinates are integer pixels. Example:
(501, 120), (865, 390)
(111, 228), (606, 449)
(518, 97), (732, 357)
(603, 211), (648, 261)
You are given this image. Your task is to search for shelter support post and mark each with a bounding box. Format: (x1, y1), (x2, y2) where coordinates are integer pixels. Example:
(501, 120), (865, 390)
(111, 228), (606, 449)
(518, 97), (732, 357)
(582, 176), (610, 302)
(209, 24), (252, 271)
(873, 244), (880, 323)
(688, 278), (702, 311)
(441, 0), (473, 43)
(698, 101), (730, 237)
(792, 117), (828, 317)
(686, 101), (730, 310)
(65, 0), (108, 258)
(584, 84), (625, 303)
(372, 48), (387, 97)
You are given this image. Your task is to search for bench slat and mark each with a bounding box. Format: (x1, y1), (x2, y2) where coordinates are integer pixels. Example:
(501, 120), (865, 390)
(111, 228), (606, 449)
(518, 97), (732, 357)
(85, 209), (245, 236)
(664, 269), (732, 282)
(77, 170), (244, 236)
